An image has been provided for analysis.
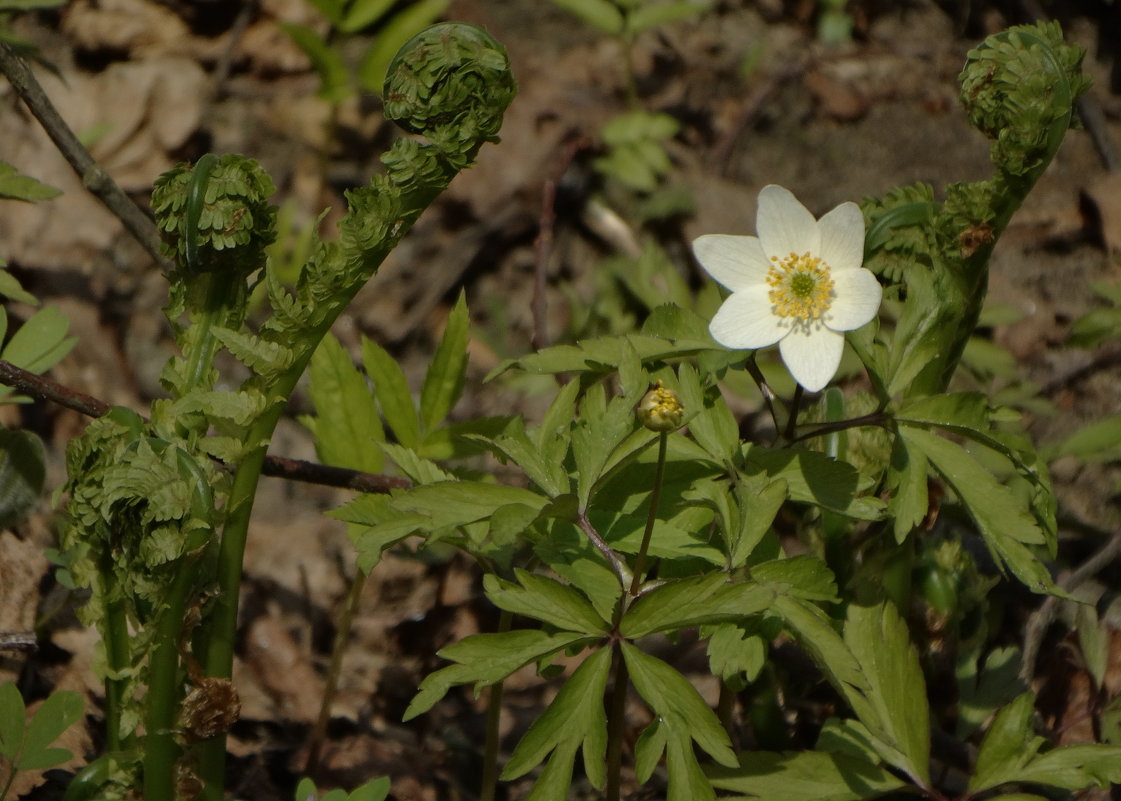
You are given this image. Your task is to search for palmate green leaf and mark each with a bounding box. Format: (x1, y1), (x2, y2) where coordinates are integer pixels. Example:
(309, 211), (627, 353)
(707, 750), (906, 801)
(483, 570), (610, 635)
(14, 687), (82, 770)
(1, 306), (76, 374)
(0, 161), (61, 201)
(742, 445), (883, 520)
(419, 291), (468, 434)
(970, 692), (1121, 793)
(304, 334), (384, 473)
(622, 643), (737, 801)
(595, 509), (724, 565)
(753, 555), (838, 602)
(0, 429), (46, 527)
(675, 362), (738, 462)
(899, 426), (1059, 594)
(388, 481), (549, 527)
(843, 603), (930, 785)
(620, 574), (771, 639)
(404, 629), (590, 720)
(486, 333), (715, 381)
(956, 645), (1024, 738)
(705, 623), (765, 686)
(572, 394), (635, 510)
(362, 336), (421, 449)
(1016, 743), (1121, 790)
(885, 261), (959, 397)
(477, 416), (568, 497)
(502, 646), (611, 797)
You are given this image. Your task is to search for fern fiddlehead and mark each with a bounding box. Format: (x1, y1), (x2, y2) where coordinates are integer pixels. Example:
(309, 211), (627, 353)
(61, 21), (516, 801)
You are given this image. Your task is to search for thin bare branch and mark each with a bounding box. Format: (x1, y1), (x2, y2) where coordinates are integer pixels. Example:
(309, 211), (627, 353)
(0, 42), (173, 271)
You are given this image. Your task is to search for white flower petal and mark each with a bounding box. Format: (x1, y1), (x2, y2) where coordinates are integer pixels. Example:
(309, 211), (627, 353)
(818, 201), (865, 273)
(757, 185), (819, 260)
(709, 285), (786, 350)
(778, 325), (845, 392)
(692, 234), (770, 291)
(825, 268), (883, 332)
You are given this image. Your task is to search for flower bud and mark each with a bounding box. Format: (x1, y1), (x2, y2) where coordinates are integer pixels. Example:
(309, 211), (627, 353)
(637, 382), (684, 432)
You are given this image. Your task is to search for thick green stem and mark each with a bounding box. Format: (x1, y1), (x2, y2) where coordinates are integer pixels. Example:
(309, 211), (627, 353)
(102, 592), (131, 755)
(142, 561), (200, 799)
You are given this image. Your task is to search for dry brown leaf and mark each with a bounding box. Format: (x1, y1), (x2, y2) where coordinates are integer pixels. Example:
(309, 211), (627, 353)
(243, 615), (323, 723)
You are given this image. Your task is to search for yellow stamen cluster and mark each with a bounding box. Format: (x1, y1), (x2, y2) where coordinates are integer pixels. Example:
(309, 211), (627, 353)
(766, 252), (835, 321)
(637, 382), (685, 432)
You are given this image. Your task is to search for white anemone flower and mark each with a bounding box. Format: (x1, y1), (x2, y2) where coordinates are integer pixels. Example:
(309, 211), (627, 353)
(692, 184), (883, 392)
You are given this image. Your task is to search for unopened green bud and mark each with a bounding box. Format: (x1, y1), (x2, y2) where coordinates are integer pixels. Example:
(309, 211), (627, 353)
(637, 382), (684, 432)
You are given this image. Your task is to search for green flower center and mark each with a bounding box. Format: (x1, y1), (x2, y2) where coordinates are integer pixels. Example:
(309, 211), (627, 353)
(767, 252), (834, 321)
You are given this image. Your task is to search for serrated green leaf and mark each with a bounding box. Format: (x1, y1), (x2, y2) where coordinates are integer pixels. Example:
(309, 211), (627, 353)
(899, 425), (1057, 593)
(419, 292), (468, 433)
(357, 0), (451, 92)
(706, 624), (765, 686)
(405, 630), (589, 720)
(743, 445), (883, 520)
(0, 161), (61, 201)
(707, 749), (907, 801)
(306, 334), (384, 473)
(2, 306), (75, 373)
(362, 336), (420, 449)
(1068, 307), (1121, 348)
(843, 603), (930, 784)
(549, 0), (624, 34)
(17, 688), (82, 769)
(573, 394), (636, 510)
(478, 417), (567, 497)
(484, 571), (609, 635)
(968, 693), (1044, 792)
(753, 555), (837, 602)
(0, 429), (46, 527)
(676, 362), (738, 461)
(1017, 743), (1121, 789)
(502, 646), (610, 793)
(621, 574), (771, 638)
(622, 643), (738, 801)
(489, 334), (715, 380)
(390, 481), (549, 527)
(0, 681), (26, 760)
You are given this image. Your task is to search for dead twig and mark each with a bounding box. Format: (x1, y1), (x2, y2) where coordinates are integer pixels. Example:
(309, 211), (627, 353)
(0, 42), (173, 272)
(0, 359), (411, 494)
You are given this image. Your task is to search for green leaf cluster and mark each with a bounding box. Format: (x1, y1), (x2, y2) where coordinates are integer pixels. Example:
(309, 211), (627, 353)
(0, 682), (83, 801)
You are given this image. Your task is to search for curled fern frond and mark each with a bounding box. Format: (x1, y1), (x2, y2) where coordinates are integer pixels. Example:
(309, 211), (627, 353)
(151, 154), (278, 279)
(383, 22), (517, 168)
(959, 21), (1089, 182)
